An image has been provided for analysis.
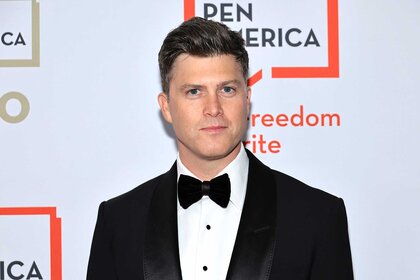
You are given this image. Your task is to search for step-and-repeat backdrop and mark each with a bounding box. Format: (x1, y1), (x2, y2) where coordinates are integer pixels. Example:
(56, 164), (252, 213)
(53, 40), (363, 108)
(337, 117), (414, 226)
(1, 0), (419, 279)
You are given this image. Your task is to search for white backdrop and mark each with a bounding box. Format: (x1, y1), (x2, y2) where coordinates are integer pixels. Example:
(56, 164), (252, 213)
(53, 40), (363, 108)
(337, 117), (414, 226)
(1, 0), (419, 279)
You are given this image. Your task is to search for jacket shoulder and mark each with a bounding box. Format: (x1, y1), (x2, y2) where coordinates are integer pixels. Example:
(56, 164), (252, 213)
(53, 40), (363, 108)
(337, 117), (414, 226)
(100, 171), (171, 221)
(246, 149), (343, 210)
(108, 173), (165, 204)
(92, 171), (172, 241)
(271, 169), (341, 203)
(269, 168), (347, 231)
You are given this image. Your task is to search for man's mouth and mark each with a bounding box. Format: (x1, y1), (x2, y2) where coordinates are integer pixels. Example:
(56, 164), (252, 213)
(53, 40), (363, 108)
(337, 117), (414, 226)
(200, 126), (227, 133)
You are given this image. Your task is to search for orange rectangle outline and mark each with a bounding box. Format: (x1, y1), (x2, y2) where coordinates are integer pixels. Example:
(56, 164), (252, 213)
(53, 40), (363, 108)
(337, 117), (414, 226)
(184, 0), (339, 79)
(0, 207), (62, 280)
(271, 0), (339, 78)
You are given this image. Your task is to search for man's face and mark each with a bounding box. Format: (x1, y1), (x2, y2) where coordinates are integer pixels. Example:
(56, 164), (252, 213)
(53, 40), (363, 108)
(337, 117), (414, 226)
(158, 54), (251, 165)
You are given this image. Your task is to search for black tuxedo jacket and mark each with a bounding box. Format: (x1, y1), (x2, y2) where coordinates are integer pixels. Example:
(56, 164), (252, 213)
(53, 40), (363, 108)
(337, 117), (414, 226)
(87, 150), (353, 279)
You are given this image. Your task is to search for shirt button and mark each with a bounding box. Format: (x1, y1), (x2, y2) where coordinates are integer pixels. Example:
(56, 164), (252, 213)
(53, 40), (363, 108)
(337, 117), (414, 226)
(206, 225), (211, 230)
(203, 266), (208, 271)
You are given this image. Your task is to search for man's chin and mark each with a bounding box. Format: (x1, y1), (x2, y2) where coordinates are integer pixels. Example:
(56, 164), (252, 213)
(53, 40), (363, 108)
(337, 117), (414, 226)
(199, 144), (241, 161)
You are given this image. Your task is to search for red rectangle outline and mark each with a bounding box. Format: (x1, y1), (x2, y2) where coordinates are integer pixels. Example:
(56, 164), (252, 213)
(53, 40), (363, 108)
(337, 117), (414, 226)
(184, 0), (339, 79)
(0, 207), (62, 280)
(271, 0), (339, 78)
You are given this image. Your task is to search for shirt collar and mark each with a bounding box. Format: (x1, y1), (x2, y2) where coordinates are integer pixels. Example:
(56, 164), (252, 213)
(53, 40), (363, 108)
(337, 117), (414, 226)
(176, 144), (249, 211)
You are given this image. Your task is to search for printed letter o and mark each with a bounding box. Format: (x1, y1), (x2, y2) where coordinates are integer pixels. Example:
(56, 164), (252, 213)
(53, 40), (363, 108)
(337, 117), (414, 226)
(0, 91), (30, 123)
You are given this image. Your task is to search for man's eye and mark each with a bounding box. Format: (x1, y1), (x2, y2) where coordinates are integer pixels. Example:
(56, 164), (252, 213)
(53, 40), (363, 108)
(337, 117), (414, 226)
(222, 87), (235, 94)
(187, 89), (199, 95)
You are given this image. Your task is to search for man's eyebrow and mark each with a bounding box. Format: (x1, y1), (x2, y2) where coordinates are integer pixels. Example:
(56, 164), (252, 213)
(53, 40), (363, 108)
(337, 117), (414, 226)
(179, 84), (203, 91)
(218, 79), (243, 87)
(178, 80), (243, 91)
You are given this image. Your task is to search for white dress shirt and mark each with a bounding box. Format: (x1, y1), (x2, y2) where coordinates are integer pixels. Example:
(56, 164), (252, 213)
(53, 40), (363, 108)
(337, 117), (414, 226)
(177, 145), (249, 280)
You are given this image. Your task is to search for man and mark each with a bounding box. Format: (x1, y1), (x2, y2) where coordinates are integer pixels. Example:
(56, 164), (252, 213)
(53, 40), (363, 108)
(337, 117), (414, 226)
(87, 17), (353, 280)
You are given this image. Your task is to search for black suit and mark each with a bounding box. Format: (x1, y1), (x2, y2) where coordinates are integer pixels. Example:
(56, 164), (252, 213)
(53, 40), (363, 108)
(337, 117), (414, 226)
(87, 150), (353, 279)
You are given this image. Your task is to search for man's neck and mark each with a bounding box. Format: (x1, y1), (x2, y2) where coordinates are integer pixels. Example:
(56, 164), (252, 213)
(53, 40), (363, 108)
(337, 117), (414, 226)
(178, 145), (242, 181)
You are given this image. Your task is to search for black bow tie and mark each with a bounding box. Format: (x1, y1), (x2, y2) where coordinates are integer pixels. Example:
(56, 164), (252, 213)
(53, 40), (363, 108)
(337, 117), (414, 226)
(178, 173), (231, 209)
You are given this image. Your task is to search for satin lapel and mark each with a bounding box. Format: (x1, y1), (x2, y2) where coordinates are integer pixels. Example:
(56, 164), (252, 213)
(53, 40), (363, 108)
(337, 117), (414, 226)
(143, 163), (182, 280)
(226, 150), (277, 280)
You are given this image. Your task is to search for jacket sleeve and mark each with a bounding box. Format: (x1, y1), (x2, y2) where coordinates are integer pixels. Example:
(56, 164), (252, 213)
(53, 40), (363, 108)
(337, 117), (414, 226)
(87, 201), (118, 280)
(310, 198), (354, 280)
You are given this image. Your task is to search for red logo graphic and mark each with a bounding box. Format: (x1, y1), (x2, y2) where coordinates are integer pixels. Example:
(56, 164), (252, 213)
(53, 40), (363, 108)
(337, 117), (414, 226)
(0, 207), (62, 280)
(183, 0), (339, 85)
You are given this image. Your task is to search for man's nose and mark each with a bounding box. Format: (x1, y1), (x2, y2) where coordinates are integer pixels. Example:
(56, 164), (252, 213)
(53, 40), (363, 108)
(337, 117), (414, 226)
(204, 93), (223, 117)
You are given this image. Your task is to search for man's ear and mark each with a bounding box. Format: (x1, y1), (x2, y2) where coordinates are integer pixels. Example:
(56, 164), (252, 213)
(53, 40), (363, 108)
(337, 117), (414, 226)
(246, 87), (252, 117)
(158, 92), (173, 123)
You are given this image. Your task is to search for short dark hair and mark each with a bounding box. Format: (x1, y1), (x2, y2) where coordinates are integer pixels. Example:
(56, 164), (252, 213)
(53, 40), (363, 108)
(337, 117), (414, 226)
(158, 17), (249, 94)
